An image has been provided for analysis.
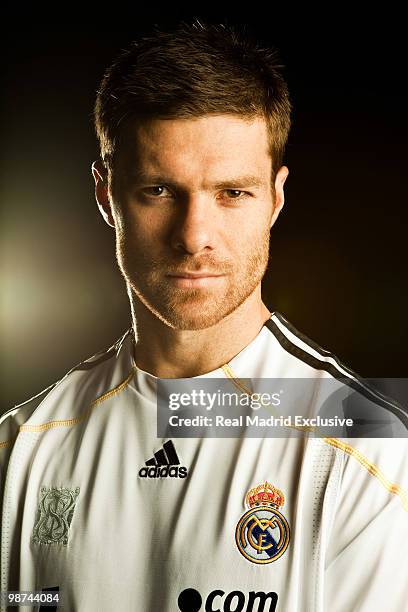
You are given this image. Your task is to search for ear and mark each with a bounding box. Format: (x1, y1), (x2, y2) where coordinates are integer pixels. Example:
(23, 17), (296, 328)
(270, 165), (289, 229)
(91, 160), (116, 228)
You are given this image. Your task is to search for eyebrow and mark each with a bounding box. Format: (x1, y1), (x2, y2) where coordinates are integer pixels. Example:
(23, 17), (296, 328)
(126, 172), (265, 190)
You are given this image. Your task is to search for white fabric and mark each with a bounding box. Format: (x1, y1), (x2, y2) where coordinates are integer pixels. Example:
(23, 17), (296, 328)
(1, 312), (407, 611)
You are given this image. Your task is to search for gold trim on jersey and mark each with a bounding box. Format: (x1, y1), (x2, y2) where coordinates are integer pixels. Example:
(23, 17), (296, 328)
(222, 364), (314, 433)
(223, 364), (408, 512)
(322, 437), (408, 512)
(0, 438), (15, 450)
(222, 364), (252, 395)
(0, 366), (137, 442)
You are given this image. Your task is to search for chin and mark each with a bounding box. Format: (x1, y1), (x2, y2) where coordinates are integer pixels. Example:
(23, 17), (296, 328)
(153, 292), (254, 330)
(156, 306), (229, 331)
(129, 278), (260, 331)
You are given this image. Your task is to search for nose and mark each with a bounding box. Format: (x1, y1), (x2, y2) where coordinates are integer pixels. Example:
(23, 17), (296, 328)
(170, 194), (215, 255)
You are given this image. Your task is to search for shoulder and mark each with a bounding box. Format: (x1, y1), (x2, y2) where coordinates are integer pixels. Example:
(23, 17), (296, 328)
(0, 328), (135, 448)
(267, 312), (408, 507)
(267, 311), (407, 426)
(267, 311), (365, 378)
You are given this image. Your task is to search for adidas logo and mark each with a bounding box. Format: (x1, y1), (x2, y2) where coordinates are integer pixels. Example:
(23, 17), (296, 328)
(139, 440), (188, 479)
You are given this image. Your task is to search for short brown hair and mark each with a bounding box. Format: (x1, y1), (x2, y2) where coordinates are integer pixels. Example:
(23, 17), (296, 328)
(94, 20), (292, 181)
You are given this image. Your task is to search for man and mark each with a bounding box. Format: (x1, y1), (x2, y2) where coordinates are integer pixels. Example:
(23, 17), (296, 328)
(1, 21), (407, 612)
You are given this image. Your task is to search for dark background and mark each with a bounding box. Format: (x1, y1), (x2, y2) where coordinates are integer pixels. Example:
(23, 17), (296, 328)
(1, 6), (407, 410)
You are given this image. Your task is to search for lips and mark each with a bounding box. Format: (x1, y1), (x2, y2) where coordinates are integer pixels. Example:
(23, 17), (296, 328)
(166, 272), (225, 288)
(167, 272), (222, 278)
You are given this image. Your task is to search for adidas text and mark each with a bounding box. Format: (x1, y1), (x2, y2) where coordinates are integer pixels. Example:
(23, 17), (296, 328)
(139, 465), (188, 478)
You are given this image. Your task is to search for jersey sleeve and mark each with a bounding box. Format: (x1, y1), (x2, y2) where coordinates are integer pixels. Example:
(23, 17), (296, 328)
(323, 438), (408, 611)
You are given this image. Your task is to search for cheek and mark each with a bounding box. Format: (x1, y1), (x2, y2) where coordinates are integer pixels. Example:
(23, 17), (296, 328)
(228, 212), (270, 245)
(116, 206), (165, 245)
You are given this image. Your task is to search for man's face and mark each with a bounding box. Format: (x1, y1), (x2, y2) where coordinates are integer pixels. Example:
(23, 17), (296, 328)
(108, 114), (283, 330)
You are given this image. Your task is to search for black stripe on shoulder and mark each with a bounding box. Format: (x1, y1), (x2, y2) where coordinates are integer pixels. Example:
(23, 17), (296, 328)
(71, 348), (117, 372)
(272, 312), (335, 358)
(69, 329), (131, 373)
(265, 314), (408, 428)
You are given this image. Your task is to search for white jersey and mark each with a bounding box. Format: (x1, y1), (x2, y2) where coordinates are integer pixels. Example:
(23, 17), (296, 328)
(1, 312), (407, 612)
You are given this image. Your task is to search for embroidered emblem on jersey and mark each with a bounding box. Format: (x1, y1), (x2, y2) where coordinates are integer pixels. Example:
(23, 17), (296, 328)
(235, 481), (290, 564)
(32, 486), (80, 545)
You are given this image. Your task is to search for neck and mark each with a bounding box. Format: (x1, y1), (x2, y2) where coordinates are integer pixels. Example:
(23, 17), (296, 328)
(129, 288), (271, 378)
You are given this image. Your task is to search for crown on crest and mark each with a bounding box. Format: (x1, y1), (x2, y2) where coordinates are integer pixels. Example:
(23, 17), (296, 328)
(246, 482), (285, 509)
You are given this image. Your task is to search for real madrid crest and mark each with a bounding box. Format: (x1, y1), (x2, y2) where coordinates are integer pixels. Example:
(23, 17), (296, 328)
(235, 481), (290, 564)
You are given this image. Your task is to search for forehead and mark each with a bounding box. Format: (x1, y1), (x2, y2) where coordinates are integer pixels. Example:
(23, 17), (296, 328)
(117, 114), (272, 183)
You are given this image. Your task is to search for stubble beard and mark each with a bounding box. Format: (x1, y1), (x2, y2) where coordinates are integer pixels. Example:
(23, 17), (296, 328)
(116, 229), (271, 331)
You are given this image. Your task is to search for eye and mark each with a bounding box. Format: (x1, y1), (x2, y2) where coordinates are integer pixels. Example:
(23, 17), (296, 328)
(142, 186), (172, 197)
(220, 189), (253, 203)
(224, 189), (246, 199)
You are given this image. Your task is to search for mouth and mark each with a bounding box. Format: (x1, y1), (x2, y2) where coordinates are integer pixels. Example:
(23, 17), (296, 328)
(166, 272), (225, 288)
(167, 272), (222, 279)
